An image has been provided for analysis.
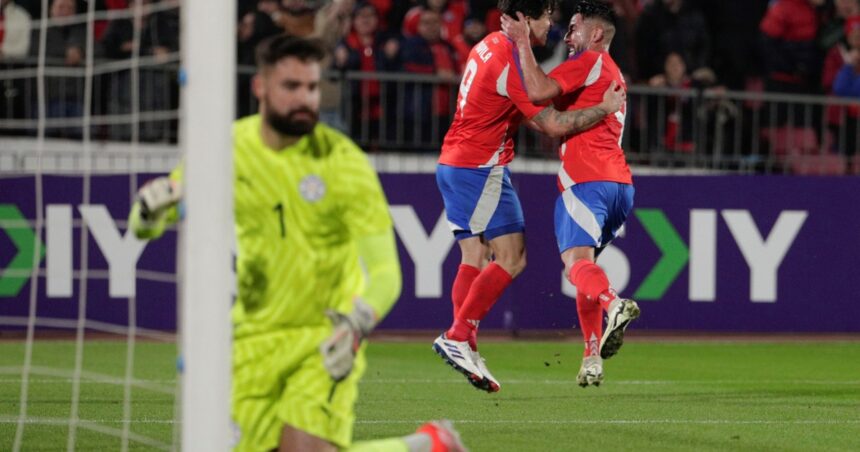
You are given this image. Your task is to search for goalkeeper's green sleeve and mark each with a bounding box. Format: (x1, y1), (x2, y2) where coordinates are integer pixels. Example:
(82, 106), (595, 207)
(355, 228), (402, 322)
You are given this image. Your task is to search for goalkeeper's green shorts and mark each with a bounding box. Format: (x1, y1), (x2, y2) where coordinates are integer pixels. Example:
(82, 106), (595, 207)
(231, 326), (367, 451)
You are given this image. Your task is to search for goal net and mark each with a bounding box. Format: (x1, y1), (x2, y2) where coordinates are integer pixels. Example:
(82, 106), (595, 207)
(0, 1), (233, 450)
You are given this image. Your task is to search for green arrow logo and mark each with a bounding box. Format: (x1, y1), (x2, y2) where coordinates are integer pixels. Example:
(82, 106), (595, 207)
(633, 209), (689, 300)
(0, 205), (45, 297)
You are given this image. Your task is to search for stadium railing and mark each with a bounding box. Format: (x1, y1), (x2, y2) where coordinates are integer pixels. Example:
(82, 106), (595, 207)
(3, 64), (859, 174)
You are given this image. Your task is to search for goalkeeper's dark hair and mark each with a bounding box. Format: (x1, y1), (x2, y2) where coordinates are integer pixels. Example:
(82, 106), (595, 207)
(255, 35), (327, 69)
(575, 0), (617, 28)
(497, 0), (558, 20)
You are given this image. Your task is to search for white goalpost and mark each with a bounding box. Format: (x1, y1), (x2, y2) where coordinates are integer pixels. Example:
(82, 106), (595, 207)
(179, 0), (235, 450)
(0, 0), (234, 450)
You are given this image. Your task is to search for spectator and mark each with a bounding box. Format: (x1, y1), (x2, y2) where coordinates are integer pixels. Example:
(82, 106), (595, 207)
(401, 8), (459, 144)
(101, 0), (179, 61)
(822, 0), (860, 92)
(255, 0), (282, 21)
(1, 0), (33, 60)
(635, 0), (712, 81)
(832, 16), (860, 156)
(607, 0), (638, 79)
(402, 0), (466, 42)
(279, 0), (353, 46)
(101, 0), (180, 141)
(30, 0), (86, 138)
(237, 7), (281, 66)
(451, 14), (487, 66)
(759, 0), (819, 94)
(818, 0), (860, 53)
(333, 1), (400, 145)
(236, 5), (281, 116)
(647, 52), (696, 152)
(94, 0), (128, 42)
(700, 0), (770, 91)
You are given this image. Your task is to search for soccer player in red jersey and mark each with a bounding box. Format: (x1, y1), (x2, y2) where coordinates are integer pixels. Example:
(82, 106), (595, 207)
(433, 0), (626, 393)
(502, 0), (641, 387)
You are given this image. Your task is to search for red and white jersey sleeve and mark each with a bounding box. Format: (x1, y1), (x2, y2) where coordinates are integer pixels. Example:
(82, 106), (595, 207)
(439, 32), (545, 168)
(548, 50), (632, 188)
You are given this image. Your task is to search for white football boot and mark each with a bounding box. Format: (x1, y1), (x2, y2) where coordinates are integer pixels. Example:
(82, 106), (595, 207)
(472, 351), (500, 393)
(600, 298), (641, 359)
(433, 334), (486, 390)
(576, 355), (604, 387)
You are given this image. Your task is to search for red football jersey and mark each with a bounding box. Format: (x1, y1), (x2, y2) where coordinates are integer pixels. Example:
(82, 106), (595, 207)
(549, 50), (632, 188)
(439, 32), (545, 168)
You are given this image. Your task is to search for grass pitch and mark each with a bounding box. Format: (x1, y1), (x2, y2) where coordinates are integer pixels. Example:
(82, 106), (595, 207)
(1, 339), (858, 451)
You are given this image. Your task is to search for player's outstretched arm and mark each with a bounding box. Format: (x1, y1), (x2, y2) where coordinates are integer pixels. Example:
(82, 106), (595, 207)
(128, 173), (182, 240)
(502, 12), (561, 103)
(531, 80), (624, 137)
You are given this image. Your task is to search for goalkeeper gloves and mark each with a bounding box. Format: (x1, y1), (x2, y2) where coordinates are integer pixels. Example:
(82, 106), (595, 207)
(320, 299), (376, 382)
(137, 176), (182, 221)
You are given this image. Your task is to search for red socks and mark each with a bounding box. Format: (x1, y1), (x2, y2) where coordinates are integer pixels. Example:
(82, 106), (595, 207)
(576, 292), (602, 357)
(451, 264), (481, 350)
(569, 259), (617, 311)
(447, 263), (513, 342)
(451, 264), (480, 317)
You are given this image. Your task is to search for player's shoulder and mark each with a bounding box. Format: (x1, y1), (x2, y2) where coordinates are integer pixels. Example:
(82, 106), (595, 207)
(474, 32), (512, 60)
(565, 49), (604, 66)
(233, 114), (259, 138)
(311, 123), (364, 158)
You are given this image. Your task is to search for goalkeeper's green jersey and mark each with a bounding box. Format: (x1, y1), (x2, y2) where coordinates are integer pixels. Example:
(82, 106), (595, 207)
(229, 115), (393, 338)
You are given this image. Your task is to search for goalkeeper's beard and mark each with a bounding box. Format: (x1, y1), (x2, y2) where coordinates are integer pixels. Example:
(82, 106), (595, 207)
(265, 105), (319, 137)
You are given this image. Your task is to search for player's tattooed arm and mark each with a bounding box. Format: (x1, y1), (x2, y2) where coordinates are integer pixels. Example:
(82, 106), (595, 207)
(502, 12), (561, 103)
(531, 80), (625, 137)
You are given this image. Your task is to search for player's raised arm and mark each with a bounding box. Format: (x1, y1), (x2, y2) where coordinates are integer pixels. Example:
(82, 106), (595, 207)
(128, 165), (184, 240)
(528, 80), (624, 137)
(502, 12), (561, 103)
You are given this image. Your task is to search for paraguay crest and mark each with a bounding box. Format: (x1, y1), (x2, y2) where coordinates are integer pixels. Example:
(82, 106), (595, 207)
(299, 174), (326, 202)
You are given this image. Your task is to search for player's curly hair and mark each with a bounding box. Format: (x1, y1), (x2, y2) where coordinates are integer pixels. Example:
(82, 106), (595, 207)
(255, 35), (326, 69)
(497, 0), (558, 20)
(575, 0), (617, 27)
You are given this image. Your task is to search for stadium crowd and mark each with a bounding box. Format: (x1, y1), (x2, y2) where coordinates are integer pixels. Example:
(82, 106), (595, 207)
(1, 0), (859, 164)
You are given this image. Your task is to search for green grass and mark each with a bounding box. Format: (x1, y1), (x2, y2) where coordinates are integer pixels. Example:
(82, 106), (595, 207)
(1, 340), (859, 451)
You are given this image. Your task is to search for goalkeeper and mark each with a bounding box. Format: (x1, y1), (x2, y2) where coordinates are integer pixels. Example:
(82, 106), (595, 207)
(129, 35), (465, 452)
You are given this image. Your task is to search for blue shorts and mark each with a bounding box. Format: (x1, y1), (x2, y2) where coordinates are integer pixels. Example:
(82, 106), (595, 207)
(436, 164), (525, 241)
(554, 182), (635, 253)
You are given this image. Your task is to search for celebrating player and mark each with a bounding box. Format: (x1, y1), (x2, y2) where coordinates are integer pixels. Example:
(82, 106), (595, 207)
(433, 0), (626, 393)
(129, 36), (465, 452)
(502, 0), (641, 387)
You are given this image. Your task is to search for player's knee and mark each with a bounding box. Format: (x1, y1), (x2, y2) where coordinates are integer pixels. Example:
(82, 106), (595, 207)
(496, 249), (526, 278)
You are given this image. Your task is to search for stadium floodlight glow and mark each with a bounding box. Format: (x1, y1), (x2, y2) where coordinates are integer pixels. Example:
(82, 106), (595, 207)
(179, 0), (235, 450)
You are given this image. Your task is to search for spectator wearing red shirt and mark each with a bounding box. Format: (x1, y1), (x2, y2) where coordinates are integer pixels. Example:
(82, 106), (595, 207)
(402, 0), (466, 42)
(451, 15), (487, 67)
(759, 0), (819, 94)
(648, 52), (695, 152)
(401, 8), (460, 144)
(333, 2), (400, 145)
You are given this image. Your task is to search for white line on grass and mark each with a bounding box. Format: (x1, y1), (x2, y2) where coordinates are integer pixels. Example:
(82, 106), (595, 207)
(355, 419), (860, 425)
(2, 377), (858, 386)
(0, 416), (176, 425)
(360, 378), (860, 385)
(4, 418), (858, 427)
